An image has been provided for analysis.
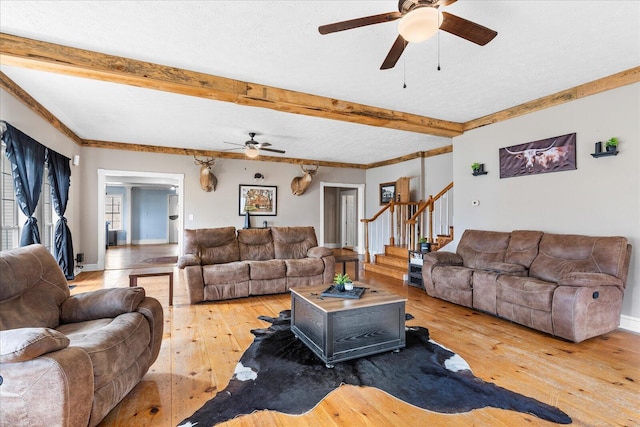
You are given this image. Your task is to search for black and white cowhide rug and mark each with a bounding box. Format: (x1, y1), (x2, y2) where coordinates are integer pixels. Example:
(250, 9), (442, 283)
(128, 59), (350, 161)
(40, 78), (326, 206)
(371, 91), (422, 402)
(178, 310), (571, 426)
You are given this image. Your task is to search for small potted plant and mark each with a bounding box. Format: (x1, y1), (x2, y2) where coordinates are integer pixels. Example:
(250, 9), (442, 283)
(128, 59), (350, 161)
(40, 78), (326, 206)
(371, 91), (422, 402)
(334, 273), (352, 292)
(605, 137), (619, 152)
(471, 162), (485, 175)
(418, 237), (431, 252)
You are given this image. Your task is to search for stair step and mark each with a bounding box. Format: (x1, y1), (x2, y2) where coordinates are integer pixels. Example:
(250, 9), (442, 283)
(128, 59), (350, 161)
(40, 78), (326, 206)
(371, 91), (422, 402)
(375, 254), (407, 269)
(363, 262), (405, 281)
(385, 245), (409, 258)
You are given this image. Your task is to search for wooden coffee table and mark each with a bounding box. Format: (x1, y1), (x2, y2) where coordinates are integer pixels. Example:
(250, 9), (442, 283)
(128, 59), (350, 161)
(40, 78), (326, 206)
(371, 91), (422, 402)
(290, 283), (406, 368)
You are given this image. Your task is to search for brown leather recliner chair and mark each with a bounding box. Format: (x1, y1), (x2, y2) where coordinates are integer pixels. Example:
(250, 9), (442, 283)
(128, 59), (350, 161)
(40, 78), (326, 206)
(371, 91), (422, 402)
(0, 244), (164, 426)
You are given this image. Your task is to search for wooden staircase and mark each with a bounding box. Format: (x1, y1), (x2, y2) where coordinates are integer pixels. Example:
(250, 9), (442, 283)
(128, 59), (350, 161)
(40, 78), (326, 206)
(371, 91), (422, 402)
(361, 179), (455, 282)
(363, 245), (408, 280)
(363, 229), (455, 281)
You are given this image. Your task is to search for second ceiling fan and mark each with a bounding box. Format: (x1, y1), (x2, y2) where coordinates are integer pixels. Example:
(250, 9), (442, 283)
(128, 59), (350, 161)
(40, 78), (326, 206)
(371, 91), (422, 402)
(318, 0), (497, 70)
(224, 133), (286, 158)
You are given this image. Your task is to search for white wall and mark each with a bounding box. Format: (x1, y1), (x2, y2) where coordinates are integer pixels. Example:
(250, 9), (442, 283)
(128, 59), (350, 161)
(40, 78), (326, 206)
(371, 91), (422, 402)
(78, 147), (365, 265)
(452, 83), (640, 320)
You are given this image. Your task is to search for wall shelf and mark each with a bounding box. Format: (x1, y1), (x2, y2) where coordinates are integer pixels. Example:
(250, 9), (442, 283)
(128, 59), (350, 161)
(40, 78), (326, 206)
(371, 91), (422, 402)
(591, 151), (618, 158)
(472, 171), (488, 176)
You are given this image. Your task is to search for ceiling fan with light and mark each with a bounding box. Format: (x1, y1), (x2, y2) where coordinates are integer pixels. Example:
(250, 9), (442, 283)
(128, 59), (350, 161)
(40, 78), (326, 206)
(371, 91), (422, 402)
(318, 0), (497, 70)
(224, 132), (286, 158)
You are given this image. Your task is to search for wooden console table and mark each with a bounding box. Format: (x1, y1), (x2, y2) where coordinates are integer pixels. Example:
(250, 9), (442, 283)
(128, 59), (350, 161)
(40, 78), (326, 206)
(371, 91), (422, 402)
(129, 267), (174, 306)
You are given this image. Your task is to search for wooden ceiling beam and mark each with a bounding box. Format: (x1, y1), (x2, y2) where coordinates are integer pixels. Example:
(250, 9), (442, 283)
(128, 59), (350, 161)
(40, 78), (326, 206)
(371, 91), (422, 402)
(0, 32), (463, 138)
(464, 67), (640, 131)
(81, 139), (367, 169)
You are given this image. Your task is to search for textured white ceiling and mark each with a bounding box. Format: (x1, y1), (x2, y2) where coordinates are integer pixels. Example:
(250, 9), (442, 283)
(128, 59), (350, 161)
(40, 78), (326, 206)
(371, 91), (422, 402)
(1, 1), (639, 164)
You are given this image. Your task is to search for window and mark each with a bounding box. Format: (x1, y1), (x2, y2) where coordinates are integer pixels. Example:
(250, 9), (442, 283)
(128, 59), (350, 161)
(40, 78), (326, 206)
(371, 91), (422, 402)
(1, 144), (19, 250)
(0, 143), (56, 252)
(105, 194), (122, 231)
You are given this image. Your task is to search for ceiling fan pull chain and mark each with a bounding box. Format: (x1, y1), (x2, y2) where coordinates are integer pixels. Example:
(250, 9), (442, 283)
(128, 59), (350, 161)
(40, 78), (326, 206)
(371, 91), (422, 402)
(437, 13), (441, 71)
(403, 54), (407, 88)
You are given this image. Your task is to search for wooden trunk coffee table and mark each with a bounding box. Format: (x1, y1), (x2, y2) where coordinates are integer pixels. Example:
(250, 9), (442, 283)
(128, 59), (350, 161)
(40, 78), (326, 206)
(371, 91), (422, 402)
(290, 283), (406, 368)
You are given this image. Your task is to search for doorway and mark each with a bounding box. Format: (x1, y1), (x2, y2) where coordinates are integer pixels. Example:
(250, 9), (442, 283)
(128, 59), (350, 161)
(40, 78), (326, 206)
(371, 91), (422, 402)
(97, 169), (184, 270)
(319, 182), (365, 253)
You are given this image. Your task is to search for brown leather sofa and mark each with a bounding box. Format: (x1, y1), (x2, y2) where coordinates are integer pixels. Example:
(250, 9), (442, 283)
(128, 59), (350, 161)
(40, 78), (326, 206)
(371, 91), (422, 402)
(0, 244), (164, 427)
(178, 226), (336, 303)
(422, 229), (632, 342)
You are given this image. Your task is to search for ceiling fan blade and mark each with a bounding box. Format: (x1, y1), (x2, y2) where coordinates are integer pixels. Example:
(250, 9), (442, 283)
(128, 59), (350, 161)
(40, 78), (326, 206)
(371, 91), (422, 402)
(440, 12), (497, 46)
(435, 0), (457, 6)
(259, 148), (286, 154)
(258, 142), (272, 148)
(224, 141), (245, 148)
(380, 35), (408, 70)
(319, 12), (402, 35)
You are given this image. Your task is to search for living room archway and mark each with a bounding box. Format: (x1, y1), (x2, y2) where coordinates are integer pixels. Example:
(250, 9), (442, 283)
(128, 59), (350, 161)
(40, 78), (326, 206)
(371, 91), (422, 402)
(96, 169), (184, 270)
(319, 182), (365, 254)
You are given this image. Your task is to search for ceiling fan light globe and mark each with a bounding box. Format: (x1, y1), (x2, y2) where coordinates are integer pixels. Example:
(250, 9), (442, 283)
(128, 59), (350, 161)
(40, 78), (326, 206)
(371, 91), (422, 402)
(245, 147), (259, 158)
(398, 7), (442, 43)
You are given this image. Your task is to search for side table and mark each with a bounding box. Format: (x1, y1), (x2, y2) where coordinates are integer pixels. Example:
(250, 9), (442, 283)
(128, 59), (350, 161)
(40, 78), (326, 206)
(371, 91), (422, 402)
(129, 267), (174, 306)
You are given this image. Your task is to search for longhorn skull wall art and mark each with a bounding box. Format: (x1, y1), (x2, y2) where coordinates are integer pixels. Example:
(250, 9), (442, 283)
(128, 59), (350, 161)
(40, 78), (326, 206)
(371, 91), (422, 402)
(290, 163), (320, 196)
(499, 133), (576, 179)
(193, 156), (218, 192)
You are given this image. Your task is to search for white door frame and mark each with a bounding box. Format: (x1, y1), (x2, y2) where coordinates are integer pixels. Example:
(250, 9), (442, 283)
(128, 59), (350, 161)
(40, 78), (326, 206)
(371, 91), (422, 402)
(97, 169), (184, 270)
(319, 182), (365, 254)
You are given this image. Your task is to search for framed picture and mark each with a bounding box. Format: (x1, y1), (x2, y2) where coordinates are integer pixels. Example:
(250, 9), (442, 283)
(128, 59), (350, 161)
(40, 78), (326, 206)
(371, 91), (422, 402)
(379, 182), (396, 205)
(239, 185), (277, 216)
(499, 133), (577, 179)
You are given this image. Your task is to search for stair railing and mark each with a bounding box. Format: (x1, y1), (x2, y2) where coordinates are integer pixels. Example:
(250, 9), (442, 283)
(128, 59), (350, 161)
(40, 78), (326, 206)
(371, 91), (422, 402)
(362, 182), (453, 261)
(361, 200), (419, 263)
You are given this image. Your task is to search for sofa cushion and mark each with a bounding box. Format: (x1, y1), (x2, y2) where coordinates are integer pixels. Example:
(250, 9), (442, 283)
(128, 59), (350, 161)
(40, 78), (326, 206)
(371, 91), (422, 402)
(238, 229), (275, 261)
(0, 244), (69, 330)
(247, 260), (286, 280)
(184, 227), (239, 264)
(504, 230), (544, 268)
(57, 312), (151, 389)
(483, 262), (527, 275)
(432, 266), (473, 290)
(529, 234), (629, 283)
(203, 262), (249, 285)
(284, 258), (325, 277)
(456, 230), (511, 270)
(272, 226), (318, 259)
(496, 276), (557, 312)
(0, 327), (69, 363)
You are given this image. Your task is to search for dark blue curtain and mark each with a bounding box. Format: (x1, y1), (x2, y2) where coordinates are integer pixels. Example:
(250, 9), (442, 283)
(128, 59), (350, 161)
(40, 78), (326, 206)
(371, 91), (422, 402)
(2, 123), (46, 246)
(47, 150), (75, 279)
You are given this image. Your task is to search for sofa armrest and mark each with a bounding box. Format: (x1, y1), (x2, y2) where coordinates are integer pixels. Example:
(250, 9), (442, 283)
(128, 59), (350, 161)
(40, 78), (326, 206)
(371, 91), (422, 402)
(0, 328), (69, 363)
(60, 287), (146, 323)
(307, 246), (333, 258)
(0, 345), (94, 426)
(178, 253), (201, 268)
(558, 272), (624, 288)
(135, 297), (164, 365)
(421, 251), (463, 293)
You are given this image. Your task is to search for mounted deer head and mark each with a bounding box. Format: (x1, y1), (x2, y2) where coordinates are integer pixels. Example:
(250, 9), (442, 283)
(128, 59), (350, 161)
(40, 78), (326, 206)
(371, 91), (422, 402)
(290, 163), (319, 196)
(193, 156), (217, 192)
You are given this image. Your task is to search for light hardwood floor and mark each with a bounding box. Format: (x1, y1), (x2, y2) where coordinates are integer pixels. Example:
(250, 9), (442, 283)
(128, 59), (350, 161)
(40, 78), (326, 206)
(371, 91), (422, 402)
(70, 251), (640, 427)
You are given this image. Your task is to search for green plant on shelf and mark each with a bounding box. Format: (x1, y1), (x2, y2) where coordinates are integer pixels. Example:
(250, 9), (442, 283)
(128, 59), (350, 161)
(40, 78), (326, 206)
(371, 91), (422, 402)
(471, 162), (482, 172)
(605, 137), (619, 149)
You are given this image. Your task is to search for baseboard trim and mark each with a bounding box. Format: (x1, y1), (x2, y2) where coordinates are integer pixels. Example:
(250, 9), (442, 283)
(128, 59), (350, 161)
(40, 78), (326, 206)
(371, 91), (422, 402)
(619, 314), (640, 334)
(131, 239), (169, 245)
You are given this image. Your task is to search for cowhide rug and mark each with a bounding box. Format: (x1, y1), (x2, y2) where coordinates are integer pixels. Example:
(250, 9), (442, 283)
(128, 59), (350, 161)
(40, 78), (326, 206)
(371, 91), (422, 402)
(178, 310), (571, 426)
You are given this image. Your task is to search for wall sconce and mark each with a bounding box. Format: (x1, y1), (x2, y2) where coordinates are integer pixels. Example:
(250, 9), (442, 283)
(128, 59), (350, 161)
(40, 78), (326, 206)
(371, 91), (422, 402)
(254, 173), (265, 183)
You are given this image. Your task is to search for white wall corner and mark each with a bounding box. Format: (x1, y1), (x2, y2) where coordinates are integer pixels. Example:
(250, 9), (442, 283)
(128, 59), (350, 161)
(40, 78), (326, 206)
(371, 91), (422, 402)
(619, 314), (640, 334)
